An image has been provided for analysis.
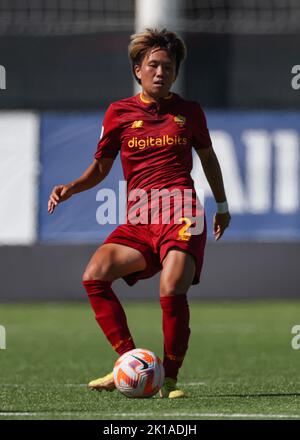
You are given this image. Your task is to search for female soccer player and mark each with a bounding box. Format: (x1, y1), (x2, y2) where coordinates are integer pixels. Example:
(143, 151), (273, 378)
(48, 29), (231, 398)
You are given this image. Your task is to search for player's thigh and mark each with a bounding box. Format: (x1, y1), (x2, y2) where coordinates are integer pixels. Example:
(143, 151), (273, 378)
(160, 249), (195, 296)
(83, 243), (147, 282)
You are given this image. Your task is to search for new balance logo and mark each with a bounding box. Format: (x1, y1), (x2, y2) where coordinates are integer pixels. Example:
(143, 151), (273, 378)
(131, 120), (144, 129)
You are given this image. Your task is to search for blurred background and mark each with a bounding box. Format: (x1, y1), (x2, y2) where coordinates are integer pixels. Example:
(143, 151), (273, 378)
(1, 0), (300, 301)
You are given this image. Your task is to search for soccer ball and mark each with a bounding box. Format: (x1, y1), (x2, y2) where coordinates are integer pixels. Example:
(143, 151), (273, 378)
(113, 348), (165, 398)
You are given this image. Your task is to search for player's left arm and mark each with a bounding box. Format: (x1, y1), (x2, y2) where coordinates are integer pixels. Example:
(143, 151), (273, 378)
(196, 146), (231, 240)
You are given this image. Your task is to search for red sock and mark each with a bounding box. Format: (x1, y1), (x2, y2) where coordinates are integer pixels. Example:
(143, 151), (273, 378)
(160, 294), (191, 381)
(83, 280), (135, 356)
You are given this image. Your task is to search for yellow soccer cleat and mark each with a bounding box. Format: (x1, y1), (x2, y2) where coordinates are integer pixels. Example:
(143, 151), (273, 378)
(159, 377), (186, 399)
(88, 371), (115, 392)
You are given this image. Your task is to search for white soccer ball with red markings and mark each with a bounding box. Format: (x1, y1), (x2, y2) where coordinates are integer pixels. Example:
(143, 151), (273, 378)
(113, 348), (165, 398)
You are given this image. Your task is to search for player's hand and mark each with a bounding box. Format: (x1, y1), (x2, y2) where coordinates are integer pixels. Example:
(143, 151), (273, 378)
(213, 211), (231, 241)
(48, 184), (74, 214)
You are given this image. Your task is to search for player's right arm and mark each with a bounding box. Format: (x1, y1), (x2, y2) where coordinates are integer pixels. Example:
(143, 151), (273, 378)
(47, 158), (114, 214)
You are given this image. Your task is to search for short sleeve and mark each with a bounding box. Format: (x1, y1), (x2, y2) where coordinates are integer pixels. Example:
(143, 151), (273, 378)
(94, 104), (121, 160)
(192, 103), (212, 150)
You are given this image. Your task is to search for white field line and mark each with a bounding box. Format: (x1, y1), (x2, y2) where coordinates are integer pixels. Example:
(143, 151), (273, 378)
(0, 412), (300, 419)
(0, 382), (207, 388)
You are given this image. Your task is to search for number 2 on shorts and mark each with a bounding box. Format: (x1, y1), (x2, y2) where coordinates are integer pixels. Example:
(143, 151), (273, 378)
(177, 217), (192, 241)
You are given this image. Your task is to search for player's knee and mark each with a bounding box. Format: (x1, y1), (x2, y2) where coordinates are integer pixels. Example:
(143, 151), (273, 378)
(160, 279), (186, 297)
(82, 267), (96, 281)
(82, 260), (114, 282)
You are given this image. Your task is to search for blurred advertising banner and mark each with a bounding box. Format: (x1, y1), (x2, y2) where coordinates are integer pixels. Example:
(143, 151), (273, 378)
(193, 112), (300, 240)
(0, 112), (39, 244)
(36, 111), (300, 242)
(38, 113), (122, 243)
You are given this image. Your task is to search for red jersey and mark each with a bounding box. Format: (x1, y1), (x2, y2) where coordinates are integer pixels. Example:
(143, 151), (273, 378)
(94, 93), (212, 199)
(95, 93), (209, 285)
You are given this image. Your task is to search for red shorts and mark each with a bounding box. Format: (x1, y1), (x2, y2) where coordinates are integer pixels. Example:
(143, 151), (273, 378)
(102, 217), (207, 286)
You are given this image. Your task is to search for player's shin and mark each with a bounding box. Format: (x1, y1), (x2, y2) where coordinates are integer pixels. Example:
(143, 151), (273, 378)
(159, 294), (191, 381)
(83, 279), (135, 356)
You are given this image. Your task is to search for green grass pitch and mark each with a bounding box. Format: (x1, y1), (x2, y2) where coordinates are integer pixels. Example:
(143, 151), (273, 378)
(0, 300), (300, 420)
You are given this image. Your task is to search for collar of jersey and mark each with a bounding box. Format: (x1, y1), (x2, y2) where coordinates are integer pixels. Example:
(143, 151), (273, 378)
(139, 92), (174, 106)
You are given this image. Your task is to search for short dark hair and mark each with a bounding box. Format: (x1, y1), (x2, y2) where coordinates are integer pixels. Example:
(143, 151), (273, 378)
(128, 28), (186, 84)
